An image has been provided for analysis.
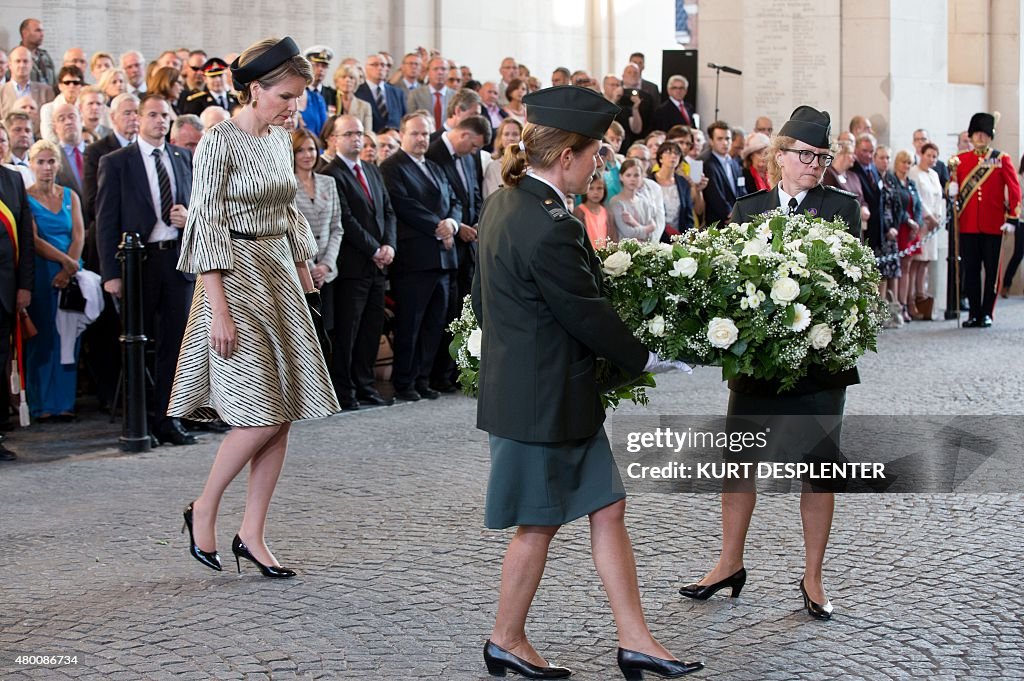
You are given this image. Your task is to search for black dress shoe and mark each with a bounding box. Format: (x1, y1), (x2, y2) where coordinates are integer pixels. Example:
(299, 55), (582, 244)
(679, 567), (746, 600)
(617, 648), (703, 679)
(430, 381), (458, 394)
(339, 398), (361, 411)
(188, 418), (231, 433)
(0, 445), (17, 461)
(483, 640), (571, 679)
(981, 315), (993, 328)
(963, 317), (980, 328)
(357, 391), (395, 407)
(415, 385), (440, 400)
(182, 502), (222, 571)
(395, 388), (421, 402)
(156, 419), (197, 446)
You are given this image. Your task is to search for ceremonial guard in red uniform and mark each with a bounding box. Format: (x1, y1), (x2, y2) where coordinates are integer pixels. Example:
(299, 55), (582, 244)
(950, 112), (1022, 327)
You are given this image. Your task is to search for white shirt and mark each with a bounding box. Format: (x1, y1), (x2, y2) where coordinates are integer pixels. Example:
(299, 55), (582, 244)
(113, 130), (133, 147)
(777, 185), (809, 212)
(136, 137), (179, 242)
(713, 151), (735, 187)
(525, 170), (569, 211)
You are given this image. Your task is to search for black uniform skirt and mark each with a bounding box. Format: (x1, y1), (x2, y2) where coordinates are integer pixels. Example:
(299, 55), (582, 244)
(726, 387), (848, 492)
(484, 428), (626, 529)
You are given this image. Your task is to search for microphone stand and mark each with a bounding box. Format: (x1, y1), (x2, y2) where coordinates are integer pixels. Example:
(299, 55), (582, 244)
(708, 63), (742, 121)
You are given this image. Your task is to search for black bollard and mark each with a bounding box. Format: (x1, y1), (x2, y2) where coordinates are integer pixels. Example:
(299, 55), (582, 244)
(944, 202), (960, 320)
(118, 233), (150, 452)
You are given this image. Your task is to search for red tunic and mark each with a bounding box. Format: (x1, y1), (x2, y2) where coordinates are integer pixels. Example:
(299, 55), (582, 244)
(953, 148), (1022, 235)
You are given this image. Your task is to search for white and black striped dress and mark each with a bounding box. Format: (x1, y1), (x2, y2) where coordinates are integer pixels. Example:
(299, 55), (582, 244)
(167, 120), (340, 426)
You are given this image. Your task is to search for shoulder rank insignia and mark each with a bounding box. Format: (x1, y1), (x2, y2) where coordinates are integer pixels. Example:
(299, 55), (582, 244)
(186, 91), (208, 102)
(823, 184), (857, 198)
(543, 198), (570, 220)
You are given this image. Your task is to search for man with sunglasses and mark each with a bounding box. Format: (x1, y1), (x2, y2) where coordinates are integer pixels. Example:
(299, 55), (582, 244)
(40, 65), (84, 143)
(730, 105), (860, 236)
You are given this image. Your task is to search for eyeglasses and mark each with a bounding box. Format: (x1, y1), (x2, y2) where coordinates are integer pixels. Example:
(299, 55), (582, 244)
(331, 130), (362, 138)
(61, 79), (82, 86)
(781, 148), (834, 167)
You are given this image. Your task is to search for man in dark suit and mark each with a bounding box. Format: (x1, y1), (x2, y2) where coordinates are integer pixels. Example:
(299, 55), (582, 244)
(318, 114), (398, 410)
(380, 112), (462, 402)
(80, 92), (138, 415)
(0, 165), (35, 459)
(701, 120), (743, 226)
(407, 57), (454, 132)
(848, 132), (884, 249)
(96, 93), (195, 445)
(651, 75), (695, 132)
(629, 52), (661, 101)
(425, 115), (490, 392)
(428, 88), (482, 143)
(355, 53), (407, 132)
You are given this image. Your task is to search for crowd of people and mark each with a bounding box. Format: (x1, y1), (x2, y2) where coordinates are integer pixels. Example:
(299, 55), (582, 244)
(0, 17), (1022, 463)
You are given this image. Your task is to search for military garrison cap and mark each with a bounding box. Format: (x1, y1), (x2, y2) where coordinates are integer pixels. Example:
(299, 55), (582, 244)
(778, 105), (831, 149)
(202, 57), (229, 76)
(522, 85), (620, 140)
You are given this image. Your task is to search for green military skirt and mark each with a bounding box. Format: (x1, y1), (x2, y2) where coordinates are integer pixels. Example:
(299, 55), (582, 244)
(484, 428), (626, 529)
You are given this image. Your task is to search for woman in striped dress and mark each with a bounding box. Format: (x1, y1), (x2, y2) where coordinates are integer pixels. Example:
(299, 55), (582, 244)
(169, 36), (340, 578)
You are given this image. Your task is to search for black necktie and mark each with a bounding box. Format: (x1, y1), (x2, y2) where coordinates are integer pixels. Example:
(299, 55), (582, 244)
(788, 197), (799, 216)
(152, 148), (173, 225)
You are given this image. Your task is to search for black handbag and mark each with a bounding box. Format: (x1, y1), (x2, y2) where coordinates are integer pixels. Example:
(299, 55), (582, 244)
(58, 276), (87, 313)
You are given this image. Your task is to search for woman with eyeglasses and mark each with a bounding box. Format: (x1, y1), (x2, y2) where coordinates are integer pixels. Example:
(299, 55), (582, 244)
(680, 106), (862, 621)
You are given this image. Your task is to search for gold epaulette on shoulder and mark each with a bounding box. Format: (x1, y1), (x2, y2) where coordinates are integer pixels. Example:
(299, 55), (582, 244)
(186, 91), (208, 102)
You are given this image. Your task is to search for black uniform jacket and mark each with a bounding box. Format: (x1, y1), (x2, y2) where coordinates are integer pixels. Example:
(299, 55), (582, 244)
(471, 176), (648, 442)
(728, 183), (862, 396)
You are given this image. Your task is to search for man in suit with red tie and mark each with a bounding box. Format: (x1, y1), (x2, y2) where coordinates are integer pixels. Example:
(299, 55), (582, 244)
(96, 93), (195, 445)
(425, 114), (490, 392)
(407, 57), (454, 133)
(651, 75), (695, 132)
(380, 112), (462, 402)
(0, 165), (35, 458)
(949, 112), (1022, 327)
(318, 114), (398, 410)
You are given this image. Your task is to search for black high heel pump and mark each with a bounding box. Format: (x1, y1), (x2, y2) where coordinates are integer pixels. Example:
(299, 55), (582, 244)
(483, 640), (571, 679)
(617, 648), (704, 679)
(678, 567), (746, 600)
(182, 502), (222, 571)
(231, 535), (296, 579)
(799, 577), (833, 620)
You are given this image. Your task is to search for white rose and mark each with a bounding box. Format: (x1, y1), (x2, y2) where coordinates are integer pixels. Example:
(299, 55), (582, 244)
(808, 323), (833, 349)
(789, 303), (811, 332)
(668, 257), (698, 278)
(742, 238), (769, 257)
(707, 317), (739, 349)
(770, 276), (801, 304)
(467, 328), (483, 358)
(602, 250), (632, 277)
(647, 315), (667, 337)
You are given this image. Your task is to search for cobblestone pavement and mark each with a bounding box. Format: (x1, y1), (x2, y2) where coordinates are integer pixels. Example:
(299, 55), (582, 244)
(2, 299), (1023, 680)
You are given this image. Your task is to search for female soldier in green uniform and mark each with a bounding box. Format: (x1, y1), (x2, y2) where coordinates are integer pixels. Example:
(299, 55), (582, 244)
(472, 85), (703, 680)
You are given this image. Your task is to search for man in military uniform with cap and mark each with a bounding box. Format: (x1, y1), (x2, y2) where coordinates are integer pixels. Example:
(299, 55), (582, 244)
(302, 46), (333, 134)
(730, 105), (861, 233)
(949, 112), (1022, 327)
(471, 85), (702, 679)
(180, 57), (238, 117)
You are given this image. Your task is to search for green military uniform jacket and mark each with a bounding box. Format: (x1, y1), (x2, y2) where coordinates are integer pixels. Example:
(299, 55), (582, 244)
(729, 183), (862, 396)
(471, 176), (648, 442)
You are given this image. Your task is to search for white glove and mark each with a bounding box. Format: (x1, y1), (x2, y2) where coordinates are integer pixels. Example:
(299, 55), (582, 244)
(1001, 222), (1016, 234)
(946, 181), (958, 198)
(645, 351), (693, 374)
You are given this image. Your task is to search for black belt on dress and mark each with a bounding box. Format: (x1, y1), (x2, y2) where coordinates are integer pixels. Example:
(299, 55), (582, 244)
(229, 230), (285, 241)
(150, 239), (180, 250)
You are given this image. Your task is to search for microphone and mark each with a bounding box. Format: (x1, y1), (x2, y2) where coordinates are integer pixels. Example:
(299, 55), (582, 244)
(707, 62), (743, 76)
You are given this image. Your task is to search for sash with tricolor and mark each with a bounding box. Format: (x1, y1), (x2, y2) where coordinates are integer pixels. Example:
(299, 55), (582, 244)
(0, 197), (30, 426)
